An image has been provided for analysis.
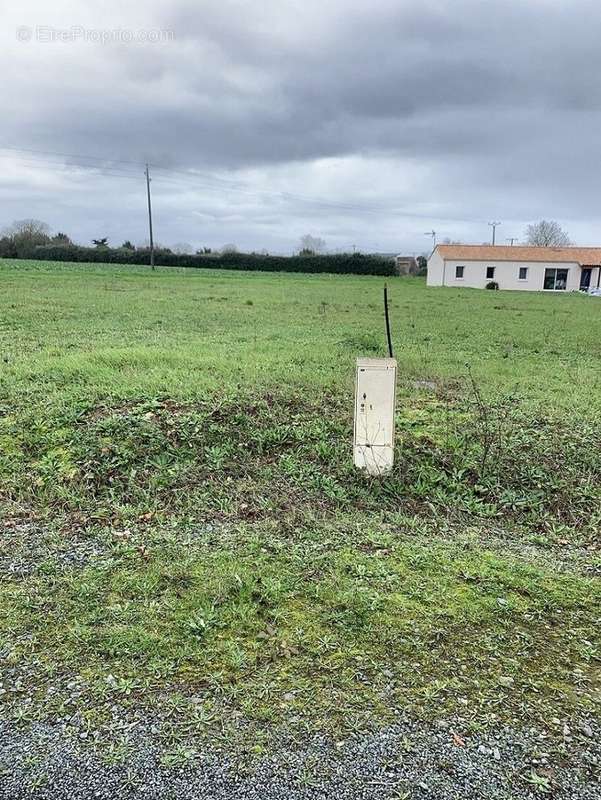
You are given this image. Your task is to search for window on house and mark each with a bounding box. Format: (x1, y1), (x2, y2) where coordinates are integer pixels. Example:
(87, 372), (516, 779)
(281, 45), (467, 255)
(543, 268), (569, 290)
(519, 267), (528, 280)
(455, 265), (465, 279)
(486, 266), (495, 280)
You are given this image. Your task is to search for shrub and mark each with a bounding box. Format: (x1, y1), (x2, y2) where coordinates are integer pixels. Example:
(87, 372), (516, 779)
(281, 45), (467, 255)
(0, 237), (17, 258)
(10, 245), (396, 276)
(486, 281), (499, 290)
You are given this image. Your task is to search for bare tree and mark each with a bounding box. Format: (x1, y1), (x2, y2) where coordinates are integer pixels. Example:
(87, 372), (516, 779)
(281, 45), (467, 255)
(2, 218), (51, 253)
(3, 219), (51, 239)
(299, 234), (326, 255)
(220, 243), (238, 254)
(525, 220), (572, 246)
(172, 242), (193, 254)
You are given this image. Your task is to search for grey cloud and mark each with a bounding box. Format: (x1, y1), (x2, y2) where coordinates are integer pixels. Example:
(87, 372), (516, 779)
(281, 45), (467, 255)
(2, 0), (601, 251)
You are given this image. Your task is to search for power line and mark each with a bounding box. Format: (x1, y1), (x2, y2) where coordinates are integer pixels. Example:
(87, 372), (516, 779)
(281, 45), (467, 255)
(0, 148), (408, 217)
(0, 153), (141, 180)
(0, 144), (146, 169)
(0, 143), (494, 226)
(0, 149), (393, 216)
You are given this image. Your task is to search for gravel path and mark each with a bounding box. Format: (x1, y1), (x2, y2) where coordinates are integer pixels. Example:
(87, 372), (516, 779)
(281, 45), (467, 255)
(0, 716), (598, 799)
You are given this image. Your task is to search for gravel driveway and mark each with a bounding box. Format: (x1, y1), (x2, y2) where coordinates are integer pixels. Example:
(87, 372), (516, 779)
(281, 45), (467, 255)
(1, 715), (598, 799)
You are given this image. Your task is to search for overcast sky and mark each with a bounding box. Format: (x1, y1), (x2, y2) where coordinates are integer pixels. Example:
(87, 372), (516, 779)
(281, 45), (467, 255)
(2, 0), (600, 254)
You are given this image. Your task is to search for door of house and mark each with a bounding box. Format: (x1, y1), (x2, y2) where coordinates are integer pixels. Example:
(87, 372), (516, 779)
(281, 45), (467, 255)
(580, 268), (592, 291)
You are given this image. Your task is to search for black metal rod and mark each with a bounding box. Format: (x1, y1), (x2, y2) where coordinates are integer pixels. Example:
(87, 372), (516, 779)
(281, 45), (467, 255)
(384, 284), (393, 358)
(145, 164), (155, 271)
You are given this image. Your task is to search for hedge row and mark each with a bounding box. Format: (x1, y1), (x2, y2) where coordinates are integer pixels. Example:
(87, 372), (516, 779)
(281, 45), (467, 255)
(12, 245), (396, 276)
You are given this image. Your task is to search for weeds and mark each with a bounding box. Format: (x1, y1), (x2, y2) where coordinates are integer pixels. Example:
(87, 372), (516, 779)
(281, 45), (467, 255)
(1, 523), (599, 738)
(2, 391), (598, 545)
(0, 262), (600, 745)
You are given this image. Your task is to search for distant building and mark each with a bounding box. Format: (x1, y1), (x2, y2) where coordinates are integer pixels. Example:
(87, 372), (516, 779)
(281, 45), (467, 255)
(394, 255), (419, 275)
(427, 245), (601, 291)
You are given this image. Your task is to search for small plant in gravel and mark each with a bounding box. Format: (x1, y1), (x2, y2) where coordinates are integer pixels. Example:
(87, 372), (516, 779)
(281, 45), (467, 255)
(160, 744), (199, 768)
(525, 769), (553, 794)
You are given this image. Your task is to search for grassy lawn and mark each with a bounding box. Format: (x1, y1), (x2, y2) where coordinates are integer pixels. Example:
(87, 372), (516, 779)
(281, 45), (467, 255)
(0, 259), (599, 751)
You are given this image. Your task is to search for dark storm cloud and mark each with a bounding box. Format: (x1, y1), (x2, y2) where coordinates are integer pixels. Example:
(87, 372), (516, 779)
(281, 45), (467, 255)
(3, 0), (601, 251)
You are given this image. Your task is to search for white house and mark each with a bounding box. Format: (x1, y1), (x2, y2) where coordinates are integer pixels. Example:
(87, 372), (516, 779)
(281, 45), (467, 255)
(427, 245), (601, 292)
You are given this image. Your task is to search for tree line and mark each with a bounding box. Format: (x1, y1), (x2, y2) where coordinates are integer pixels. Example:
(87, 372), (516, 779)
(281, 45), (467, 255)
(0, 218), (574, 273)
(0, 220), (397, 276)
(0, 219), (160, 259)
(0, 221), (350, 260)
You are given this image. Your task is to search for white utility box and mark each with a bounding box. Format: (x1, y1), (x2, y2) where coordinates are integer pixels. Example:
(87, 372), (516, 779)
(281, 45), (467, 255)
(353, 357), (397, 475)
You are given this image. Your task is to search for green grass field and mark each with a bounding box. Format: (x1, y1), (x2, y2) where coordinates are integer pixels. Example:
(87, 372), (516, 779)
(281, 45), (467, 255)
(0, 259), (599, 751)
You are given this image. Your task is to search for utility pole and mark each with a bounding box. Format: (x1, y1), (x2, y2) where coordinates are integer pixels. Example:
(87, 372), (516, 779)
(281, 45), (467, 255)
(506, 237), (517, 246)
(145, 163), (155, 271)
(488, 221), (501, 245)
(424, 230), (436, 250)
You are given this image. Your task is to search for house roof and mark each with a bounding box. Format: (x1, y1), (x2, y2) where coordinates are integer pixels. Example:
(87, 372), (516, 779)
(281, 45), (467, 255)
(435, 244), (601, 266)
